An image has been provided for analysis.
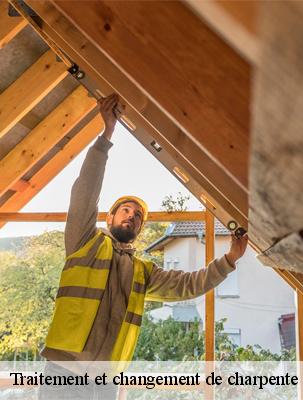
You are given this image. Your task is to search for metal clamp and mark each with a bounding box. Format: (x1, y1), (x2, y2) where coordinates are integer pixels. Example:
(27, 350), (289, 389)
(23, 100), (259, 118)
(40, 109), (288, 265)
(68, 64), (85, 80)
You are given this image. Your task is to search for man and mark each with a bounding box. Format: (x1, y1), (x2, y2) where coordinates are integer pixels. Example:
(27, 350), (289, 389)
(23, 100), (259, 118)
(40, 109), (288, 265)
(41, 93), (248, 363)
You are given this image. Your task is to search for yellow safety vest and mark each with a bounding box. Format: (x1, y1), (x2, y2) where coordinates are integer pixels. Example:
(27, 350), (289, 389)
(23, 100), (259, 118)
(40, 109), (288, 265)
(45, 229), (153, 361)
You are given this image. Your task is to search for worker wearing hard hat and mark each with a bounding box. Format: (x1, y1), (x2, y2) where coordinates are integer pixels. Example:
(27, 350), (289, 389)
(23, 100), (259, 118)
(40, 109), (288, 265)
(40, 94), (248, 363)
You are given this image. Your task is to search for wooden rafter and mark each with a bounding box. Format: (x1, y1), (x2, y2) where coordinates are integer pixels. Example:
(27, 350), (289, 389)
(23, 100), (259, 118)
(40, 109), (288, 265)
(0, 0), (27, 48)
(0, 211), (206, 222)
(0, 85), (97, 197)
(10, 179), (30, 192)
(0, 50), (67, 138)
(50, 0), (251, 189)
(277, 270), (303, 297)
(24, 0), (249, 231)
(0, 114), (104, 229)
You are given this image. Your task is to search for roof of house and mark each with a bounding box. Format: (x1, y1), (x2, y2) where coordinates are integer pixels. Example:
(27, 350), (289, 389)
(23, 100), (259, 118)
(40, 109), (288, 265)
(145, 220), (230, 252)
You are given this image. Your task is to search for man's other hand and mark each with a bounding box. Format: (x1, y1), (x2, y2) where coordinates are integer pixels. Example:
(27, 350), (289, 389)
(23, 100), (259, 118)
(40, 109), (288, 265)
(225, 233), (248, 267)
(98, 93), (119, 141)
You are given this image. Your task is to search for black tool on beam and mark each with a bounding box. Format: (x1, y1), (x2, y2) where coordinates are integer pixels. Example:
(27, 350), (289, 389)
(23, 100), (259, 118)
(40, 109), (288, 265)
(235, 227), (247, 238)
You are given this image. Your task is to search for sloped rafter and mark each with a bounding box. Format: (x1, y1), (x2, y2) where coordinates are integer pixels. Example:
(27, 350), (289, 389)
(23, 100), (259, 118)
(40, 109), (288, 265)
(0, 113), (104, 229)
(0, 85), (97, 197)
(0, 49), (67, 138)
(276, 270), (303, 296)
(24, 0), (249, 230)
(50, 0), (251, 190)
(0, 0), (27, 48)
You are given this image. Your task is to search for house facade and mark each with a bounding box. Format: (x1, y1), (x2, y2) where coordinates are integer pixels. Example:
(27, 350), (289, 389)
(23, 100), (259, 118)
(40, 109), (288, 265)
(146, 221), (296, 354)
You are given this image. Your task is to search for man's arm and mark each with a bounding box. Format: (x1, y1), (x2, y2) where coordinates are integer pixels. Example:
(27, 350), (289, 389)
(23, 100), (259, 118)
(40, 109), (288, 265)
(145, 256), (235, 302)
(65, 94), (119, 256)
(145, 234), (248, 302)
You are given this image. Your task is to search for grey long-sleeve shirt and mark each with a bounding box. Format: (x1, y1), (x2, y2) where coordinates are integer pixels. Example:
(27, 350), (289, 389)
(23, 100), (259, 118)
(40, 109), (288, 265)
(41, 136), (235, 361)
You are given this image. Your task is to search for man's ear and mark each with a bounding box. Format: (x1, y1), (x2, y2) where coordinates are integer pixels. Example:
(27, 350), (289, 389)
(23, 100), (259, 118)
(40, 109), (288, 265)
(106, 213), (114, 227)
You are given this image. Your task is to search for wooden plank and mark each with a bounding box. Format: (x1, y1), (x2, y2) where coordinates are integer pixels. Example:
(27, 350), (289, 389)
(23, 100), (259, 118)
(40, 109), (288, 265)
(0, 211), (206, 222)
(0, 50), (67, 138)
(10, 179), (30, 192)
(0, 0), (27, 48)
(25, 0), (249, 230)
(50, 0), (251, 189)
(205, 205), (215, 362)
(0, 85), (96, 197)
(0, 114), (104, 229)
(186, 0), (259, 64)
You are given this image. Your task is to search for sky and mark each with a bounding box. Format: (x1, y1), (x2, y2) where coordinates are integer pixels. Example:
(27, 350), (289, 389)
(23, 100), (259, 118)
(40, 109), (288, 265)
(0, 123), (202, 238)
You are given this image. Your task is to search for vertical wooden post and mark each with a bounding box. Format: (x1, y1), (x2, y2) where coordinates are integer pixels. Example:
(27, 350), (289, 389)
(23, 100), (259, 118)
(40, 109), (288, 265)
(296, 290), (303, 399)
(205, 205), (215, 400)
(296, 290), (303, 361)
(205, 206), (215, 361)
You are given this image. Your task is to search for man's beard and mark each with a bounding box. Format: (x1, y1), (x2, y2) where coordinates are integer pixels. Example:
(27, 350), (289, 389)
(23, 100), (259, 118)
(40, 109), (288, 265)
(110, 224), (136, 243)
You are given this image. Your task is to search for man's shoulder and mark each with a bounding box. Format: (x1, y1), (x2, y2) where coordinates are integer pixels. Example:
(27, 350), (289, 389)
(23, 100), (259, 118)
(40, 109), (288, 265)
(133, 255), (154, 274)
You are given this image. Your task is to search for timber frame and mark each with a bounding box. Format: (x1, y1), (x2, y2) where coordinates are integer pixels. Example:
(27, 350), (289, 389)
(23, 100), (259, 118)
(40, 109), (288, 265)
(0, 0), (302, 369)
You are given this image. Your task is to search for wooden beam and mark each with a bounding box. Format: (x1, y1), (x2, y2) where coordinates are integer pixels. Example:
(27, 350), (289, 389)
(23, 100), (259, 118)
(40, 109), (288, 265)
(186, 0), (259, 64)
(0, 85), (96, 197)
(205, 205), (215, 361)
(0, 114), (104, 229)
(25, 0), (249, 230)
(276, 270), (303, 296)
(47, 0), (251, 188)
(0, 50), (67, 138)
(0, 0), (27, 48)
(10, 179), (30, 192)
(0, 211), (206, 223)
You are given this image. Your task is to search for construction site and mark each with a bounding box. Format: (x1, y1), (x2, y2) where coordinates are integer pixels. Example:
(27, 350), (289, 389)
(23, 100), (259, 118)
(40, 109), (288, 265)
(0, 0), (302, 399)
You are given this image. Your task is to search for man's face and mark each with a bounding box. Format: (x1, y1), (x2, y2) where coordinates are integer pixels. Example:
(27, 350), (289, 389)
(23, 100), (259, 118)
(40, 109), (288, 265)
(107, 202), (144, 243)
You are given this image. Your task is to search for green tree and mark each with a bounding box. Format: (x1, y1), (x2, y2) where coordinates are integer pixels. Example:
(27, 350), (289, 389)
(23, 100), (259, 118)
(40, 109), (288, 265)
(134, 314), (296, 361)
(0, 231), (64, 360)
(161, 192), (190, 212)
(135, 222), (168, 267)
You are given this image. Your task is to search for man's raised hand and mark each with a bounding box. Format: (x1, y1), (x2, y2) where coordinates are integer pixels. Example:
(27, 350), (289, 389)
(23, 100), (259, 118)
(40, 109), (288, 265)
(225, 233), (248, 267)
(98, 93), (119, 141)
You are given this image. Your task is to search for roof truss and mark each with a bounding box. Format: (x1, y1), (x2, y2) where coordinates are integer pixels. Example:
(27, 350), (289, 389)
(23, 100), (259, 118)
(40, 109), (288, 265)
(0, 1), (301, 300)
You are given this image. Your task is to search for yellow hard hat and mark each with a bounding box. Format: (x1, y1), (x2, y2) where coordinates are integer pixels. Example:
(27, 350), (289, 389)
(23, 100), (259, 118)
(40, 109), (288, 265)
(109, 196), (148, 222)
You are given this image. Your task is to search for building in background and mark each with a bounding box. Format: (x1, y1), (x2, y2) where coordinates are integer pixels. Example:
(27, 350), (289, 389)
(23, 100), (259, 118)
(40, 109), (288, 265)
(145, 221), (295, 353)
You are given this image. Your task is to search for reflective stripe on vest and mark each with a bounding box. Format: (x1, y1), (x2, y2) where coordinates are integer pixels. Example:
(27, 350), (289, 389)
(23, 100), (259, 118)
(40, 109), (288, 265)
(110, 256), (153, 361)
(45, 230), (153, 360)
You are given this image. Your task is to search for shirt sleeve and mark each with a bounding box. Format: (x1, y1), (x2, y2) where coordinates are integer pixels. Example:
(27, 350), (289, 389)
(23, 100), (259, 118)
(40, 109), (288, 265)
(145, 255), (236, 302)
(65, 136), (113, 257)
